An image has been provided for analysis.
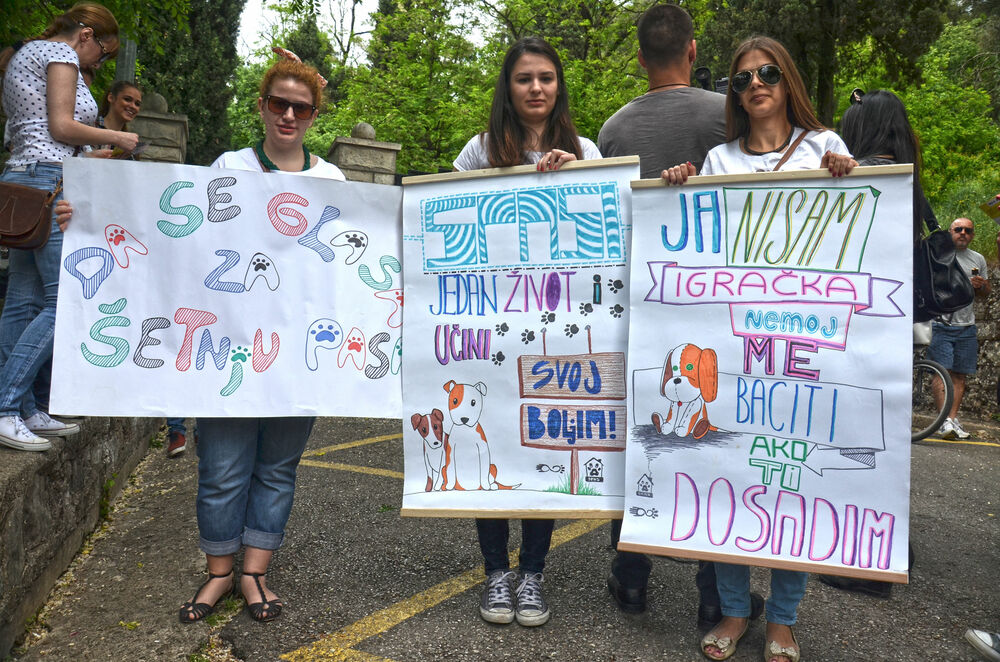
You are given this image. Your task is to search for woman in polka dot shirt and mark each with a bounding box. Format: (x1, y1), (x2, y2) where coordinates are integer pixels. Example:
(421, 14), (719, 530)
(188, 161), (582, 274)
(0, 2), (138, 452)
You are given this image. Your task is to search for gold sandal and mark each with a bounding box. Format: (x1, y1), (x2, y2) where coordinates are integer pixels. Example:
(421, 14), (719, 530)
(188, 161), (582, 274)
(701, 617), (749, 660)
(763, 626), (800, 662)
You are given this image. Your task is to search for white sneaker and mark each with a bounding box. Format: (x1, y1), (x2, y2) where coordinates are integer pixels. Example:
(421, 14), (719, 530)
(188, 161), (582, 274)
(937, 418), (957, 439)
(24, 411), (80, 437)
(951, 418), (971, 440)
(0, 415), (52, 451)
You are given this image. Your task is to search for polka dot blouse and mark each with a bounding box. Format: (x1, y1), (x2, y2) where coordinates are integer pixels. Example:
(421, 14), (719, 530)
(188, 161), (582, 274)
(2, 40), (98, 166)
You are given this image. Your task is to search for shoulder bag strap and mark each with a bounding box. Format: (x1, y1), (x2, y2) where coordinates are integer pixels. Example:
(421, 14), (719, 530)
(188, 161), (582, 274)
(772, 130), (810, 172)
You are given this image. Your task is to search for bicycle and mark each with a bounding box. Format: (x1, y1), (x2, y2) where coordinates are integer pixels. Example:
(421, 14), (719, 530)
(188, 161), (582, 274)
(912, 344), (954, 442)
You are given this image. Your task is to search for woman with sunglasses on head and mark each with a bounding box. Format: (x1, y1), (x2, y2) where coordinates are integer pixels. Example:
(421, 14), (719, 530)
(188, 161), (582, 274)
(0, 2), (138, 453)
(179, 52), (344, 626)
(454, 36), (600, 628)
(664, 37), (855, 662)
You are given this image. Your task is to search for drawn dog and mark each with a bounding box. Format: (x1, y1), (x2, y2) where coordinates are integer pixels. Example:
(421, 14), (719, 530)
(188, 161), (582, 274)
(411, 409), (445, 491)
(652, 343), (718, 439)
(440, 380), (515, 490)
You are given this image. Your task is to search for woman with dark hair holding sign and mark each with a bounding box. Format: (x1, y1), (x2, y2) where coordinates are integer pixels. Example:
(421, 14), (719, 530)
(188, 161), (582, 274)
(178, 50), (345, 625)
(453, 36), (600, 628)
(664, 36), (854, 662)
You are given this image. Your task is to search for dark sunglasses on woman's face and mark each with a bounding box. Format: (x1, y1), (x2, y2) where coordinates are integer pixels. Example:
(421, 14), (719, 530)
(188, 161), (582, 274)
(730, 64), (782, 94)
(264, 95), (316, 120)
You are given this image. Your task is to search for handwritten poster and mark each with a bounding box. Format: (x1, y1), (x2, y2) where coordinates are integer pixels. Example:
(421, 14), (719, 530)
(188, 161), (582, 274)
(400, 157), (640, 517)
(619, 166), (912, 581)
(51, 158), (403, 418)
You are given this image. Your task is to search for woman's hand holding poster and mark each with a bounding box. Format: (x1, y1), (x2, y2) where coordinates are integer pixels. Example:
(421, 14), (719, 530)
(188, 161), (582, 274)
(400, 157), (639, 517)
(620, 165), (913, 581)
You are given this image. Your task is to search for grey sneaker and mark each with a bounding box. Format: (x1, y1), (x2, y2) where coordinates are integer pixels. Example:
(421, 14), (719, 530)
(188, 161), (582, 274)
(514, 571), (550, 626)
(24, 411), (80, 437)
(965, 628), (1000, 661)
(0, 415), (52, 452)
(937, 417), (957, 439)
(951, 417), (971, 440)
(480, 570), (516, 624)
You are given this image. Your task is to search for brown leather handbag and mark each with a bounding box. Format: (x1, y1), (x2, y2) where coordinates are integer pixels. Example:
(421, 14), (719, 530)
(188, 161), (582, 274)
(0, 179), (59, 249)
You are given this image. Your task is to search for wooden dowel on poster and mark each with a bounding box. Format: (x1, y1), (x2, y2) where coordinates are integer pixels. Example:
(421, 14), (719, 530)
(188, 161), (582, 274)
(400, 509), (619, 519)
(401, 155), (640, 186)
(628, 163), (913, 189)
(570, 448), (579, 495)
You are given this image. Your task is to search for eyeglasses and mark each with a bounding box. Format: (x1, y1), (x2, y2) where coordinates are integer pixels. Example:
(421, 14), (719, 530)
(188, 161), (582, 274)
(264, 95), (316, 120)
(849, 88), (865, 105)
(78, 22), (112, 64)
(952, 227), (974, 235)
(730, 64), (782, 94)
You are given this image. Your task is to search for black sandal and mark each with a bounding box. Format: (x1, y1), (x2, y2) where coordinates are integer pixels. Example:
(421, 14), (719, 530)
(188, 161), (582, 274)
(178, 569), (235, 623)
(243, 571), (283, 622)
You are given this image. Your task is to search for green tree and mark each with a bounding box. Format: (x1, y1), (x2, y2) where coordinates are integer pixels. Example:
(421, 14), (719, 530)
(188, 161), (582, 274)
(139, 0), (247, 164)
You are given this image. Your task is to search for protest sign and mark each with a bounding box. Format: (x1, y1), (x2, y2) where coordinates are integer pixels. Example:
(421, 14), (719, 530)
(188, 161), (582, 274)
(620, 165), (912, 581)
(400, 157), (639, 517)
(51, 158), (403, 418)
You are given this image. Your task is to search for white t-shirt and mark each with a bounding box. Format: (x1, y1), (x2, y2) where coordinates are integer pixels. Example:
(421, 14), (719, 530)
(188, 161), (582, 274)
(2, 40), (97, 166)
(700, 128), (850, 176)
(210, 147), (346, 180)
(453, 133), (602, 171)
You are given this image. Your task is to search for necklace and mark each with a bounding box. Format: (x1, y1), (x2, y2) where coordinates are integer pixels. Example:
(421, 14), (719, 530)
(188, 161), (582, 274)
(254, 140), (310, 171)
(742, 127), (795, 156)
(647, 82), (689, 93)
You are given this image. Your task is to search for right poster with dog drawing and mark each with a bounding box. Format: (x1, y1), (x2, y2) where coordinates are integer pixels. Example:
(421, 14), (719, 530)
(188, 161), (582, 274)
(620, 166), (913, 581)
(400, 157), (640, 517)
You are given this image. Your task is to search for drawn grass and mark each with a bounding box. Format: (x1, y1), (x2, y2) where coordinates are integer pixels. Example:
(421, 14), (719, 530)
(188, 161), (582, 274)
(544, 475), (602, 495)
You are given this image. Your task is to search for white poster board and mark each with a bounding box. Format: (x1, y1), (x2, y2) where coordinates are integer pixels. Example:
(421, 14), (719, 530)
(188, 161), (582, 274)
(51, 158), (403, 418)
(400, 157), (640, 517)
(620, 166), (912, 581)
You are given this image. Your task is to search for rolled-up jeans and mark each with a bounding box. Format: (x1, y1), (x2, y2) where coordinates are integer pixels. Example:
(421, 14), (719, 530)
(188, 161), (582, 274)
(0, 162), (64, 418)
(714, 562), (807, 625)
(195, 417), (314, 555)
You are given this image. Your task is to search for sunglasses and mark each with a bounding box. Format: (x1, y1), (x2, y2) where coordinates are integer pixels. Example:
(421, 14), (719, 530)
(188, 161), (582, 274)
(849, 88), (865, 105)
(78, 22), (112, 64)
(731, 64), (782, 94)
(952, 227), (974, 235)
(264, 95), (316, 120)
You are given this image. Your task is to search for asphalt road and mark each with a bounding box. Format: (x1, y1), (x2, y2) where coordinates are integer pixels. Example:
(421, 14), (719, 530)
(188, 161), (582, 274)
(10, 416), (999, 662)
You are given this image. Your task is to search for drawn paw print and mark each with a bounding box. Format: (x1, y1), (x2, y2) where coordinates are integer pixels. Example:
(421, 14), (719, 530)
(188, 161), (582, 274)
(495, 322), (509, 336)
(564, 323), (579, 337)
(109, 228), (126, 245)
(345, 233), (366, 249)
(491, 351), (505, 366)
(252, 256), (270, 272)
(347, 334), (364, 352)
(521, 330), (535, 344)
(540, 312), (556, 325)
(607, 279), (624, 294)
(610, 304), (624, 318)
(231, 345), (251, 362)
(579, 302), (593, 316)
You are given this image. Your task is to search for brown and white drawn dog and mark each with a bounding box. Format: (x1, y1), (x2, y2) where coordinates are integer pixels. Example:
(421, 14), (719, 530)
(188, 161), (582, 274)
(440, 380), (516, 490)
(652, 343), (719, 439)
(410, 409), (445, 491)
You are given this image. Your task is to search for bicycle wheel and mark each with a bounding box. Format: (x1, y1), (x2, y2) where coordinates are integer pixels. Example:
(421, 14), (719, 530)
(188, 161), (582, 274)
(912, 358), (954, 441)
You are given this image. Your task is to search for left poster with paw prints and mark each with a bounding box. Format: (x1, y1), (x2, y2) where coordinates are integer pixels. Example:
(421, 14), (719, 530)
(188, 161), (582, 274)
(52, 158), (402, 417)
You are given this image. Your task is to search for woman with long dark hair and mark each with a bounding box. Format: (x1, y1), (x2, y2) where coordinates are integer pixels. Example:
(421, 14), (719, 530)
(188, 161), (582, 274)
(0, 2), (137, 452)
(665, 36), (855, 662)
(453, 36), (600, 628)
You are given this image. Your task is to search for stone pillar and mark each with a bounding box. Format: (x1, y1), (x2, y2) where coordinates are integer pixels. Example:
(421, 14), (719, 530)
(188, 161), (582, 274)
(114, 38), (137, 84)
(327, 123), (401, 185)
(128, 92), (189, 164)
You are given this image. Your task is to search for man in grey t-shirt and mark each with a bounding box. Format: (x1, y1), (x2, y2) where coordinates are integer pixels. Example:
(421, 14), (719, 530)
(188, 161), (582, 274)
(597, 5), (725, 179)
(597, 3), (759, 629)
(929, 218), (990, 439)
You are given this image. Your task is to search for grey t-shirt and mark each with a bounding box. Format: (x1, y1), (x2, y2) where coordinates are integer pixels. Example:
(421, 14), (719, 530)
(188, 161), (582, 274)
(940, 248), (987, 326)
(597, 86), (726, 179)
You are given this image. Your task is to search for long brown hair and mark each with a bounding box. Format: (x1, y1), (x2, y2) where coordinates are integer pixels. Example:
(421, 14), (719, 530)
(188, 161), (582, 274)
(485, 37), (582, 168)
(724, 36), (824, 142)
(0, 3), (119, 72)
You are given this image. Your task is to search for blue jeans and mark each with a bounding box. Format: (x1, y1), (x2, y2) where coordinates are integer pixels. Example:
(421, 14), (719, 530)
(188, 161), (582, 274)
(195, 417), (315, 555)
(714, 562), (807, 625)
(0, 163), (64, 418)
(166, 417), (186, 434)
(476, 518), (554, 575)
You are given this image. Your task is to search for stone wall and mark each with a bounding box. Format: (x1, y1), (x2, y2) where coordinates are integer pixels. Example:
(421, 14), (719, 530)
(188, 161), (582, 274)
(0, 416), (160, 657)
(950, 296), (1000, 418)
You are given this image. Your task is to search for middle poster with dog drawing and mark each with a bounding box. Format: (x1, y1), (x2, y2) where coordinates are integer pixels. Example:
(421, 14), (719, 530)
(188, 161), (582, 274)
(619, 166), (913, 581)
(400, 157), (640, 517)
